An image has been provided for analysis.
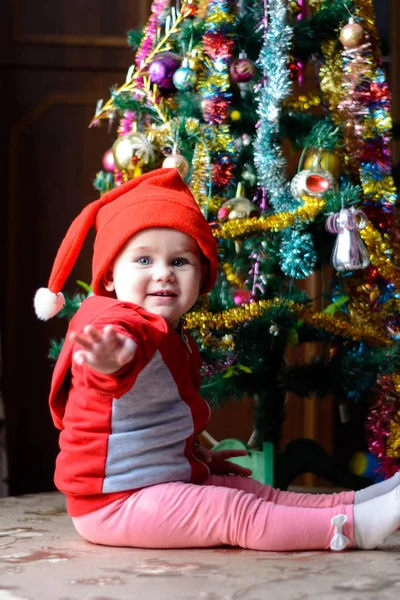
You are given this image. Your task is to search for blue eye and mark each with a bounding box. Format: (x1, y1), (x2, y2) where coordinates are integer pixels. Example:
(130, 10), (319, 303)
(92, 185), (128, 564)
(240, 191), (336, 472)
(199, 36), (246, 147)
(172, 258), (189, 267)
(136, 257), (152, 266)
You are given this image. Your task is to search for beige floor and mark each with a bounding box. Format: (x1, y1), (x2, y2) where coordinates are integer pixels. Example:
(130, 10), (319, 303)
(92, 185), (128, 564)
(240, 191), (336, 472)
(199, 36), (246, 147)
(0, 491), (400, 600)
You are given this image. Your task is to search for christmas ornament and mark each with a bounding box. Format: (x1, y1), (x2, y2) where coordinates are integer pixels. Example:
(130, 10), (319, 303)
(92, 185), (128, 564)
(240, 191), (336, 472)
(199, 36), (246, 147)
(172, 58), (198, 91)
(102, 149), (115, 172)
(304, 150), (342, 180)
(217, 184), (260, 221)
(288, 61), (301, 81)
(112, 135), (136, 170)
(187, 53), (202, 71)
(112, 133), (156, 170)
(339, 19), (364, 49)
(148, 52), (182, 92)
(230, 57), (256, 84)
(218, 184), (260, 254)
(162, 153), (190, 178)
(325, 207), (370, 271)
(385, 315), (400, 340)
(291, 153), (337, 199)
(184, 2), (197, 17)
(233, 289), (252, 306)
(230, 110), (241, 121)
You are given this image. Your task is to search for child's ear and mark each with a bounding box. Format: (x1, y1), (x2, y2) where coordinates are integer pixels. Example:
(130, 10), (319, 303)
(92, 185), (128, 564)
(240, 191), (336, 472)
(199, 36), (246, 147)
(102, 266), (115, 292)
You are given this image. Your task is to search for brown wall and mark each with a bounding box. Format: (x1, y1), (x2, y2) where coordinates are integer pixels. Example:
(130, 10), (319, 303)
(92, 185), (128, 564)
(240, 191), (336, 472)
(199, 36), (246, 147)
(2, 0), (151, 494)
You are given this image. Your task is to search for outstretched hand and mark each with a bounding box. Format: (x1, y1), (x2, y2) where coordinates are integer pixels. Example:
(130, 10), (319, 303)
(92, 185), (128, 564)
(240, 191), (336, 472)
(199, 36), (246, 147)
(70, 324), (137, 374)
(197, 447), (252, 477)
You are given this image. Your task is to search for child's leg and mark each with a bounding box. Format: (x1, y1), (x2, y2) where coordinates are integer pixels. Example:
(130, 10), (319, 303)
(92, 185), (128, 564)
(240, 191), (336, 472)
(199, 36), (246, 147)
(206, 476), (400, 549)
(353, 486), (400, 549)
(354, 471), (400, 504)
(72, 480), (354, 551)
(205, 474), (355, 508)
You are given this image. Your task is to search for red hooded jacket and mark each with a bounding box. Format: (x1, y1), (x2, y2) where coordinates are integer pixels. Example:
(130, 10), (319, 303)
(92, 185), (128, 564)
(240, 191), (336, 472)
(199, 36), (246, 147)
(49, 296), (210, 516)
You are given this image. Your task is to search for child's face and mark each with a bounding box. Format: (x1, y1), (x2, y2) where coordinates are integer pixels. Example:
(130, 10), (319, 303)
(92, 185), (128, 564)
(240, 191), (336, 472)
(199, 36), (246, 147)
(103, 228), (205, 328)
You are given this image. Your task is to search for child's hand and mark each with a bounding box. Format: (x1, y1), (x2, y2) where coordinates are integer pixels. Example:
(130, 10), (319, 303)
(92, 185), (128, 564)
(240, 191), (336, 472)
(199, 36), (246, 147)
(70, 324), (137, 374)
(197, 447), (252, 477)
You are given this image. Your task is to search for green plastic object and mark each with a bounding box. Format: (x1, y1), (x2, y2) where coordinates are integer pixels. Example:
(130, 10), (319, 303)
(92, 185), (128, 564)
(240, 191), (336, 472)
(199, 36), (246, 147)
(212, 438), (274, 486)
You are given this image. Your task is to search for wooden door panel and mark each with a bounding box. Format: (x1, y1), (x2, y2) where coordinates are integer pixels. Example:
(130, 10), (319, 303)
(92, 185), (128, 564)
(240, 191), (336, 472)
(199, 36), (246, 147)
(2, 0), (152, 494)
(6, 71), (124, 494)
(13, 0), (150, 45)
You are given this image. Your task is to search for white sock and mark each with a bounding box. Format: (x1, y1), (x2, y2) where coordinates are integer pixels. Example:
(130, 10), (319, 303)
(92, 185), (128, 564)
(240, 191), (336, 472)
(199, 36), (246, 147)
(354, 471), (400, 504)
(353, 485), (400, 549)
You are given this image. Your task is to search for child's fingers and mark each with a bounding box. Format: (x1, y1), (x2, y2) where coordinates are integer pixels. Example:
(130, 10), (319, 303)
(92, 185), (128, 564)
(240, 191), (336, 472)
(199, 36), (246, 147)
(103, 326), (122, 351)
(72, 350), (89, 365)
(225, 461), (252, 476)
(103, 324), (118, 337)
(116, 337), (137, 366)
(83, 325), (103, 343)
(218, 449), (248, 459)
(69, 332), (95, 351)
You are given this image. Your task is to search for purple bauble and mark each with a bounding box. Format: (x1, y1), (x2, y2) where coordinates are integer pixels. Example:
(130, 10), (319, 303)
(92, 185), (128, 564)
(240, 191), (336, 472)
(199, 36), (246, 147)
(102, 148), (115, 172)
(148, 52), (181, 92)
(230, 58), (256, 84)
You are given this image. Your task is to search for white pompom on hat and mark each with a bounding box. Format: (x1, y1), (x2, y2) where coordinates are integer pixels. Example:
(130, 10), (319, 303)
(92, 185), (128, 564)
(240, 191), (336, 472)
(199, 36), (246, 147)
(34, 288), (66, 321)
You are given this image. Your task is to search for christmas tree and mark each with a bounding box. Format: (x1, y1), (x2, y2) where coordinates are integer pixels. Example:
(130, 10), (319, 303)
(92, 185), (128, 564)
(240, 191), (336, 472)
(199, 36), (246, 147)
(56, 0), (400, 486)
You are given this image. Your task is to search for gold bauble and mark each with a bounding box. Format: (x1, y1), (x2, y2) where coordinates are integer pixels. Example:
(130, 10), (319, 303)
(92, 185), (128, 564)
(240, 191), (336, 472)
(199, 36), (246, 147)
(112, 132), (156, 170)
(339, 21), (364, 49)
(218, 197), (260, 221)
(162, 154), (190, 178)
(112, 135), (135, 170)
(217, 183), (260, 222)
(187, 56), (202, 71)
(304, 150), (342, 180)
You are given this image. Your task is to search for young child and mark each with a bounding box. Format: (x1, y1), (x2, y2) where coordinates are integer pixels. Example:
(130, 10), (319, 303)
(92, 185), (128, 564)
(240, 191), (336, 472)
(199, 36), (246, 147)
(35, 168), (400, 552)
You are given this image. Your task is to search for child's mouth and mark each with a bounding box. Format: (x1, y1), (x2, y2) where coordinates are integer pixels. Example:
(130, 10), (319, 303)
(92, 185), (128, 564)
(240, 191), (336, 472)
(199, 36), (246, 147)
(150, 292), (177, 297)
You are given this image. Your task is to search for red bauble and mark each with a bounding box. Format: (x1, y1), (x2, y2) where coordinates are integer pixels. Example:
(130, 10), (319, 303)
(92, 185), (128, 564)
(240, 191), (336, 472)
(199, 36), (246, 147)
(184, 3), (197, 17)
(230, 58), (256, 84)
(288, 61), (301, 81)
(233, 289), (252, 306)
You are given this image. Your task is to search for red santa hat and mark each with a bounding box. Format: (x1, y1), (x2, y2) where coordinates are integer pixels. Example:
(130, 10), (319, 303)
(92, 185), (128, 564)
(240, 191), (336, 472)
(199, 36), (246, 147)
(34, 168), (218, 320)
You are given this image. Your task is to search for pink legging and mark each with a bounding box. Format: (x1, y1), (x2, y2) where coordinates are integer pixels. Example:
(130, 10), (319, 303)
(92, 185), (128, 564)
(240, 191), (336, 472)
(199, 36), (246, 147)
(72, 475), (354, 551)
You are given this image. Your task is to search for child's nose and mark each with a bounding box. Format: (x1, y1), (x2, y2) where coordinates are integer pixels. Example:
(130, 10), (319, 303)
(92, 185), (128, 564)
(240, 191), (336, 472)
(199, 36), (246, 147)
(152, 263), (175, 281)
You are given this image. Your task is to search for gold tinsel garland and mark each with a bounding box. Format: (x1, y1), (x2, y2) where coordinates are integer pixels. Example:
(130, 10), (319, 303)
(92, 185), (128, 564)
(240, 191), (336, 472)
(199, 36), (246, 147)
(186, 299), (390, 347)
(353, 0), (382, 61)
(387, 410), (400, 459)
(387, 375), (400, 458)
(393, 374), (400, 395)
(284, 93), (321, 112)
(360, 224), (400, 293)
(318, 40), (344, 118)
(190, 142), (212, 212)
(214, 196), (325, 238)
(190, 141), (226, 216)
(343, 279), (400, 334)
